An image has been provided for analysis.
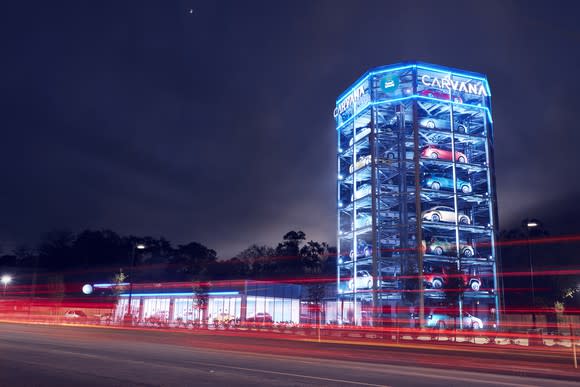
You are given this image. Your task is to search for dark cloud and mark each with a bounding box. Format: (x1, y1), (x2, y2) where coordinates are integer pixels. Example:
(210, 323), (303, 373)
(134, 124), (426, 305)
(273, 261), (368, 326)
(1, 0), (579, 257)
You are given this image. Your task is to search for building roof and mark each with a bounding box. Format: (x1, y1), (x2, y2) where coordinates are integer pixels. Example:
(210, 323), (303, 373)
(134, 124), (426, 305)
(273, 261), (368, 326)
(336, 61), (490, 103)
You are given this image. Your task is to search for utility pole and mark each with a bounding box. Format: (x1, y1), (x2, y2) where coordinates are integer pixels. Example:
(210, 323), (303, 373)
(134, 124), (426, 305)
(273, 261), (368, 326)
(125, 243), (145, 325)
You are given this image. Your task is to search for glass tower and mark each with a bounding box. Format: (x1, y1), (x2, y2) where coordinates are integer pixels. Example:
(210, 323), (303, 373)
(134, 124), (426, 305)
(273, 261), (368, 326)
(336, 62), (499, 329)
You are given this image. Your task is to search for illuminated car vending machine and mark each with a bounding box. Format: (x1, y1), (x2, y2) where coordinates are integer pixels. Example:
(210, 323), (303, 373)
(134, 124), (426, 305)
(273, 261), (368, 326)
(336, 62), (499, 329)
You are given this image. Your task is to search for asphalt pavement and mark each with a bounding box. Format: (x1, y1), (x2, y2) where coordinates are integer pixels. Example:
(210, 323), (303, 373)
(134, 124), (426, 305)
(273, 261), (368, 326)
(0, 323), (578, 386)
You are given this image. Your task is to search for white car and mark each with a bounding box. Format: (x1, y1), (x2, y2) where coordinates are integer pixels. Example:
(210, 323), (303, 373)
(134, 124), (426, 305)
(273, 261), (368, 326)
(349, 127), (371, 146)
(64, 310), (87, 320)
(355, 214), (372, 229)
(348, 270), (375, 290)
(349, 155), (372, 174)
(427, 312), (484, 330)
(421, 206), (470, 224)
(351, 184), (372, 201)
(383, 146), (415, 160)
(462, 312), (484, 329)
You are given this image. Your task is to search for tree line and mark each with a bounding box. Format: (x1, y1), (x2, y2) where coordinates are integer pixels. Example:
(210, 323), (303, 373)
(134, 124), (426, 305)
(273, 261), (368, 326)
(0, 229), (336, 288)
(499, 221), (579, 311)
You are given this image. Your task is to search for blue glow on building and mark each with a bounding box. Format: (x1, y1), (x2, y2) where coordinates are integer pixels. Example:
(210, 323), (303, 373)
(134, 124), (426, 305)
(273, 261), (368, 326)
(119, 291), (240, 297)
(335, 61), (500, 329)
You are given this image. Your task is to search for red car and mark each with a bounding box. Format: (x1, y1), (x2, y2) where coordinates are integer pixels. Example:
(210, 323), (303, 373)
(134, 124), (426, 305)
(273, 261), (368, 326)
(424, 269), (482, 291)
(421, 145), (467, 163)
(246, 312), (273, 323)
(419, 89), (463, 103)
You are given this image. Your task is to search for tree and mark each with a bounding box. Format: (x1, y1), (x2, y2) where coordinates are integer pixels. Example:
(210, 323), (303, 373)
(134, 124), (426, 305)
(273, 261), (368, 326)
(111, 268), (128, 297)
(305, 282), (326, 327)
(499, 220), (552, 308)
(193, 282), (211, 325)
(299, 241), (328, 274)
(170, 242), (217, 279)
(207, 258), (248, 279)
(37, 230), (75, 271)
(73, 229), (126, 270)
(234, 244), (276, 277)
(275, 230), (306, 275)
(13, 245), (36, 267)
(131, 236), (175, 282)
(276, 230), (306, 255)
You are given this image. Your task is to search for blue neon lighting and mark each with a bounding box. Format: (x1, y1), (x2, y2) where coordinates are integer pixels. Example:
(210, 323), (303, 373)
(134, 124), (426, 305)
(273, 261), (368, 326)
(416, 65), (489, 84)
(119, 291), (239, 297)
(335, 62), (491, 105)
(335, 95), (493, 132)
(93, 283), (129, 288)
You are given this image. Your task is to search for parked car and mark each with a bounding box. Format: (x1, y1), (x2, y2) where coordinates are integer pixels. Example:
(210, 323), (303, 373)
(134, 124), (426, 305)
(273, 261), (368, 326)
(421, 206), (470, 225)
(427, 237), (475, 258)
(246, 312), (273, 323)
(352, 184), (398, 202)
(462, 312), (484, 329)
(96, 313), (113, 324)
(63, 310), (88, 321)
(423, 173), (472, 194)
(383, 144), (415, 160)
(426, 312), (484, 330)
(212, 312), (238, 327)
(145, 311), (169, 327)
(349, 155), (372, 173)
(175, 311), (201, 328)
(349, 127), (371, 146)
(421, 144), (468, 163)
(419, 89), (463, 103)
(355, 214), (372, 229)
(418, 117), (468, 133)
(423, 267), (481, 291)
(349, 242), (372, 259)
(379, 269), (400, 288)
(351, 184), (372, 201)
(348, 270), (374, 290)
(376, 107), (413, 131)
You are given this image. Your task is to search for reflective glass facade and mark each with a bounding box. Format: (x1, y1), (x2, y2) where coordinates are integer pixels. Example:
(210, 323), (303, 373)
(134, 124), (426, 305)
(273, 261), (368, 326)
(113, 281), (302, 326)
(336, 62), (499, 328)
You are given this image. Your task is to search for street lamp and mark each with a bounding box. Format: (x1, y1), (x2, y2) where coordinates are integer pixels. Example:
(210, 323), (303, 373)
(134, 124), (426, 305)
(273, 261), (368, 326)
(126, 243), (146, 324)
(523, 219), (540, 328)
(1, 275), (12, 296)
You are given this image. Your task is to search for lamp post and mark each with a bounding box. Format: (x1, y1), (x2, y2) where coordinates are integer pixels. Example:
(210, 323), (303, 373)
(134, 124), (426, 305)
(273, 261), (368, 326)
(126, 243), (145, 324)
(523, 219), (539, 328)
(1, 275), (12, 296)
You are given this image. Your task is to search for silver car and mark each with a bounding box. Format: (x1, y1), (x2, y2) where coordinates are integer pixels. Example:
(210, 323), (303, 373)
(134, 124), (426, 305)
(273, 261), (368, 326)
(422, 206), (470, 225)
(426, 312), (484, 330)
(383, 141), (415, 160)
(348, 270), (375, 290)
(419, 117), (468, 133)
(349, 127), (371, 146)
(351, 184), (372, 201)
(355, 214), (372, 229)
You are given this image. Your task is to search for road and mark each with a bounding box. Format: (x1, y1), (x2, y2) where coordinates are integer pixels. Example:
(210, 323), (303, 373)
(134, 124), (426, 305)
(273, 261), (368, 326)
(0, 323), (577, 386)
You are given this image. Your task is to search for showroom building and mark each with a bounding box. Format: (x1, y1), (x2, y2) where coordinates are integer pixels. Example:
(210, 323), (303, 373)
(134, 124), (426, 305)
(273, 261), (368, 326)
(113, 280), (302, 326)
(335, 61), (500, 328)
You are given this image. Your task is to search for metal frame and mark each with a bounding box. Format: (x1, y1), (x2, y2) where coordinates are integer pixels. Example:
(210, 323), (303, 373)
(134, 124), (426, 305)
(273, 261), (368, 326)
(336, 62), (499, 329)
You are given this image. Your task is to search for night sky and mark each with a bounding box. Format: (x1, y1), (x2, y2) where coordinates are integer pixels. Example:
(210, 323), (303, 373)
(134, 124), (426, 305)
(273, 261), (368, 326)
(2, 1), (579, 258)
